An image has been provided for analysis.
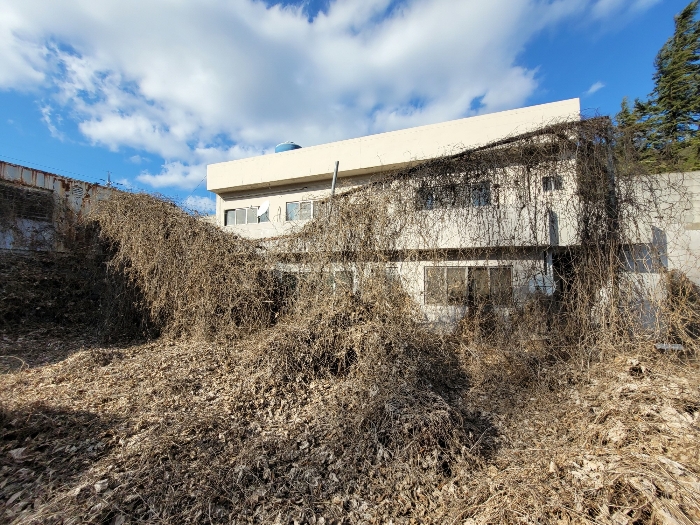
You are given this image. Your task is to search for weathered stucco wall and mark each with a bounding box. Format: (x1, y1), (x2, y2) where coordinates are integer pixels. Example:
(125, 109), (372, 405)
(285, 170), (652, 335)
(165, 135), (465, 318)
(0, 161), (112, 252)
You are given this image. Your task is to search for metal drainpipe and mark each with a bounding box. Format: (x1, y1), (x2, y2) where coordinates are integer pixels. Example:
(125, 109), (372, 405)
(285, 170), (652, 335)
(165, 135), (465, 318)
(330, 161), (339, 196)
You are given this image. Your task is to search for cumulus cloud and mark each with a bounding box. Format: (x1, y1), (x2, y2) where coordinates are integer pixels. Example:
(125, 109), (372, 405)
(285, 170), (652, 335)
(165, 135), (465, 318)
(0, 0), (663, 189)
(136, 161), (207, 190)
(183, 195), (216, 214)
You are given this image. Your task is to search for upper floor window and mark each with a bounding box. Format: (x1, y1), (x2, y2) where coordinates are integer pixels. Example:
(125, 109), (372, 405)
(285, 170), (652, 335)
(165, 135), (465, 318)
(470, 181), (491, 207)
(286, 200), (313, 221)
(542, 175), (563, 192)
(418, 180), (492, 210)
(224, 206), (269, 226)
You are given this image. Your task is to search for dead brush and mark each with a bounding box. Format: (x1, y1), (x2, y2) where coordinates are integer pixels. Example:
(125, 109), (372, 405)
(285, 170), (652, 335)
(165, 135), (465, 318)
(3, 118), (699, 524)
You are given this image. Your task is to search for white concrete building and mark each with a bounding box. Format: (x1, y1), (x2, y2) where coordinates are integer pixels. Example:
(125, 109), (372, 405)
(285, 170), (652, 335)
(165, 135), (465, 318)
(208, 99), (581, 239)
(206, 100), (584, 323)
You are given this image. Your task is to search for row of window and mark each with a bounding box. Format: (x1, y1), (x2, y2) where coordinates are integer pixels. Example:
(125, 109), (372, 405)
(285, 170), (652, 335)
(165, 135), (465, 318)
(419, 175), (563, 211)
(277, 265), (513, 306)
(425, 266), (512, 306)
(226, 175), (563, 225)
(224, 200), (316, 225)
(224, 206), (270, 226)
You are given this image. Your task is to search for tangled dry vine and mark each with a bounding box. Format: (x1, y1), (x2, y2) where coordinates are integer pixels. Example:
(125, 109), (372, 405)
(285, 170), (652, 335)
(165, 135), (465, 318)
(1, 118), (699, 524)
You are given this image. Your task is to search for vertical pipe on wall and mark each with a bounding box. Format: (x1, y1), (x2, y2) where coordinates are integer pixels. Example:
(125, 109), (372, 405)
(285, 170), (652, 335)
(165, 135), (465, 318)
(330, 161), (339, 196)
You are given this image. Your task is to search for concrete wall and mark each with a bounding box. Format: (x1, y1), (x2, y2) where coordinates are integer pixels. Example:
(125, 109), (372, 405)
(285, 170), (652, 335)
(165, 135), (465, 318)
(0, 161), (112, 252)
(208, 99), (580, 195)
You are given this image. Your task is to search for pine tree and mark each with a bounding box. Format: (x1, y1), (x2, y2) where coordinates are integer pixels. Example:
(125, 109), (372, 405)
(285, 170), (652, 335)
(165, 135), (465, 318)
(650, 0), (700, 147)
(617, 1), (700, 169)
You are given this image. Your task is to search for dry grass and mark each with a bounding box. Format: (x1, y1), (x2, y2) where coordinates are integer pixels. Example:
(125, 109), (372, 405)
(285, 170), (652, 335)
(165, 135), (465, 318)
(1, 119), (700, 523)
(1, 334), (698, 524)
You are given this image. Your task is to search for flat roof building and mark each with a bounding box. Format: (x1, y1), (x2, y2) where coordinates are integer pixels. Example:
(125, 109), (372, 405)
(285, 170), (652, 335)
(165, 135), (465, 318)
(207, 99), (581, 238)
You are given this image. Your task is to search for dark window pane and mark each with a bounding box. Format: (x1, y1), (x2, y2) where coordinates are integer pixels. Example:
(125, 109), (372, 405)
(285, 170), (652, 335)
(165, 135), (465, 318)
(446, 267), (467, 305)
(224, 210), (236, 226)
(425, 192), (435, 210)
(299, 201), (312, 220)
(286, 202), (299, 221)
(259, 209), (269, 223)
(471, 182), (491, 207)
(468, 267), (490, 304)
(425, 267), (445, 305)
(634, 245), (653, 273)
(235, 208), (246, 225)
(543, 176), (563, 192)
(490, 267), (512, 306)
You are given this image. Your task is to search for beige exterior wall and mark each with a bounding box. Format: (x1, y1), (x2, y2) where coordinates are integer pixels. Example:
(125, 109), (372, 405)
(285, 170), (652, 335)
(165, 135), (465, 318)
(208, 98), (581, 238)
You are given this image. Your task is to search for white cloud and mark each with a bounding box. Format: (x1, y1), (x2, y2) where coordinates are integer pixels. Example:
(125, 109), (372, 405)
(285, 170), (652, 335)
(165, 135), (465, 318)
(128, 155), (144, 164)
(183, 195), (216, 214)
(591, 0), (660, 19)
(40, 105), (64, 139)
(0, 0), (657, 189)
(136, 161), (206, 190)
(584, 81), (605, 96)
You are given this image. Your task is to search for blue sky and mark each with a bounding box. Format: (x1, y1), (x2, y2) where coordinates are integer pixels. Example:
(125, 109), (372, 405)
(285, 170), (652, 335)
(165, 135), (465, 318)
(0, 0), (690, 213)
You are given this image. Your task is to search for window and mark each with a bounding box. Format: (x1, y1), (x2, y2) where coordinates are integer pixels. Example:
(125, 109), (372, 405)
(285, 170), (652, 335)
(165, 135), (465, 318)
(425, 267), (467, 306)
(425, 266), (512, 306)
(419, 184), (465, 210)
(224, 206), (269, 226)
(489, 267), (513, 306)
(542, 175), (563, 192)
(325, 270), (354, 293)
(623, 244), (654, 273)
(286, 200), (313, 221)
(417, 181), (491, 210)
(470, 181), (491, 207)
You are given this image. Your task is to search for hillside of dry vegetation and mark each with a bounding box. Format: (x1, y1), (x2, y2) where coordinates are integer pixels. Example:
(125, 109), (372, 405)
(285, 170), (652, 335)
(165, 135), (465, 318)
(1, 119), (700, 523)
(1, 330), (699, 524)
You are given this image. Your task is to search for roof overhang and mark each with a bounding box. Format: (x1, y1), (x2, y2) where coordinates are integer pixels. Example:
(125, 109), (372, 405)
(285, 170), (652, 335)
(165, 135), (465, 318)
(207, 98), (581, 195)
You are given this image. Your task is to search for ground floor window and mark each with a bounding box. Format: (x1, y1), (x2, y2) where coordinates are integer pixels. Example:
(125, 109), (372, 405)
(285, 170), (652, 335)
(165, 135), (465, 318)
(224, 206), (269, 225)
(326, 270), (354, 293)
(425, 265), (512, 306)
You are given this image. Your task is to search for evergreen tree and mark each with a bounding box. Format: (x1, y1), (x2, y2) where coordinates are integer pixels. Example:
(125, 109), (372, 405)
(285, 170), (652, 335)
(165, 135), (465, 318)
(617, 1), (700, 169)
(650, 0), (700, 147)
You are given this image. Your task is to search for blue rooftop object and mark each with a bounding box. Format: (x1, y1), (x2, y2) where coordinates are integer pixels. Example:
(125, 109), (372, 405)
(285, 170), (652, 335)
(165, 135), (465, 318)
(275, 141), (302, 153)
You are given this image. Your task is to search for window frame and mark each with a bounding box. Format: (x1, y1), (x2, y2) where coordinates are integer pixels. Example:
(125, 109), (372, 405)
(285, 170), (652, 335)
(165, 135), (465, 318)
(469, 181), (492, 207)
(542, 175), (563, 192)
(224, 206), (269, 226)
(424, 265), (512, 306)
(417, 180), (494, 211)
(286, 200), (315, 222)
